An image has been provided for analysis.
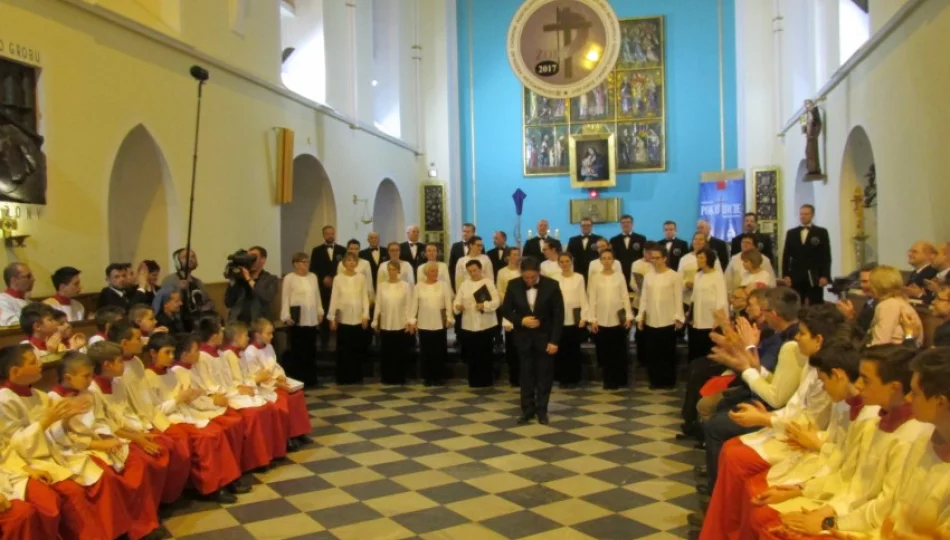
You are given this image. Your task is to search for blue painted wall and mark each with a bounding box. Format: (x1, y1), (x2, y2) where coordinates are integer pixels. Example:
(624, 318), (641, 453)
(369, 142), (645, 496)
(457, 0), (738, 242)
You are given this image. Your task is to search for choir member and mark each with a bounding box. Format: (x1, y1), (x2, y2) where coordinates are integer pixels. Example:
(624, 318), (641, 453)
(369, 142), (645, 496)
(0, 343), (127, 539)
(448, 223), (475, 291)
(539, 240), (563, 278)
(379, 242), (415, 285)
(567, 217), (603, 281)
(725, 233), (776, 292)
(589, 249), (633, 390)
(310, 226), (347, 351)
(97, 264), (132, 311)
(154, 289), (185, 334)
(88, 306), (126, 346)
(587, 238), (620, 282)
(195, 317), (276, 471)
(415, 243), (450, 285)
(678, 232), (723, 308)
(0, 263), (33, 327)
(0, 462), (60, 540)
(748, 345), (933, 538)
(245, 319), (313, 449)
(869, 265), (923, 346)
(781, 204), (831, 305)
(696, 219), (730, 270)
(138, 336), (242, 503)
(630, 242), (656, 367)
(522, 219), (551, 261)
(48, 352), (166, 540)
(455, 236), (494, 287)
(87, 341), (190, 506)
(328, 253), (371, 385)
(554, 252), (588, 388)
(413, 263), (455, 386)
(359, 232), (385, 291)
(610, 214), (647, 290)
(497, 248), (522, 386)
(280, 252), (323, 387)
(731, 212), (774, 263)
(338, 239), (376, 298)
(739, 250), (776, 289)
(373, 261), (415, 385)
(636, 244), (684, 389)
(454, 260), (500, 388)
(687, 247), (727, 362)
(43, 266), (85, 322)
(661, 221), (690, 271)
(489, 231), (509, 278)
(399, 225), (427, 273)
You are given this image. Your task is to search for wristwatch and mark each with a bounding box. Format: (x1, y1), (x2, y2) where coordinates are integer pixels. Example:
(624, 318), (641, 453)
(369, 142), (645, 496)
(821, 516), (837, 530)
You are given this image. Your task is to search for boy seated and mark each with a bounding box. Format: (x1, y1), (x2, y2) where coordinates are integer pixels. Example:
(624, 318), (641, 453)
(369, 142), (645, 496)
(88, 305), (126, 346)
(20, 304), (84, 360)
(129, 304), (167, 345)
(43, 266), (86, 322)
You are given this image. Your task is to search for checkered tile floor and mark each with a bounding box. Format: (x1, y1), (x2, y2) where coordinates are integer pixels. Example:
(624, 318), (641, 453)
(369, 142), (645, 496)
(162, 381), (703, 539)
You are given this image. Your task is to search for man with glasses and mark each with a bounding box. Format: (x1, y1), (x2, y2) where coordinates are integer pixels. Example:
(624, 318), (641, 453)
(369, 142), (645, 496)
(0, 262), (34, 326)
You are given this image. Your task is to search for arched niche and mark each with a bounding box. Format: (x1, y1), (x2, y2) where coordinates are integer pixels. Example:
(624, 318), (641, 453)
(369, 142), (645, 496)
(108, 124), (179, 269)
(839, 126), (876, 270)
(793, 159), (815, 210)
(280, 154), (337, 274)
(372, 178), (406, 247)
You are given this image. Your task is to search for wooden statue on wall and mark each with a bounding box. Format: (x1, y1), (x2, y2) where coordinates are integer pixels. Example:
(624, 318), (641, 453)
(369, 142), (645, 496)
(801, 99), (826, 181)
(863, 163), (876, 208)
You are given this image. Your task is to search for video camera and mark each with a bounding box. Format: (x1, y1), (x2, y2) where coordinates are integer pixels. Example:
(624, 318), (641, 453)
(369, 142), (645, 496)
(224, 249), (258, 280)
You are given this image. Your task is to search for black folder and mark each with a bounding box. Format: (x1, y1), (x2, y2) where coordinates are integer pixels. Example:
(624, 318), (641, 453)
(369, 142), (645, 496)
(473, 284), (492, 304)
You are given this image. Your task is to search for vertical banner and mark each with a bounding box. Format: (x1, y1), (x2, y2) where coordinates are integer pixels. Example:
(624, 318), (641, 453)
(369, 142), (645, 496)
(699, 169), (745, 243)
(275, 127), (294, 204)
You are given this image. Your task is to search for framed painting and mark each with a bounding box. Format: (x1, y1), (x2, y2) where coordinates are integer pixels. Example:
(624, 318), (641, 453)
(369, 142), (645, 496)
(753, 167), (782, 269)
(570, 197), (621, 224)
(523, 87), (569, 126)
(420, 183), (448, 260)
(570, 132), (616, 189)
(615, 121), (665, 172)
(524, 125), (569, 176)
(569, 75), (615, 124)
(616, 69), (663, 120)
(617, 17), (664, 70)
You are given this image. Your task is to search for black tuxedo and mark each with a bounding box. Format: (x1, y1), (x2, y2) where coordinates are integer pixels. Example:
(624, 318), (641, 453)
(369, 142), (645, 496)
(907, 265), (938, 288)
(499, 275), (564, 418)
(731, 232), (774, 263)
(98, 287), (131, 310)
(707, 236), (730, 270)
(448, 241), (468, 290)
(399, 241), (427, 273)
(660, 238), (690, 270)
(522, 236), (553, 262)
(359, 246), (387, 289)
(781, 225), (832, 305)
(856, 298), (875, 335)
(610, 232), (647, 291)
(309, 243), (348, 309)
(567, 234), (603, 281)
(489, 246), (508, 278)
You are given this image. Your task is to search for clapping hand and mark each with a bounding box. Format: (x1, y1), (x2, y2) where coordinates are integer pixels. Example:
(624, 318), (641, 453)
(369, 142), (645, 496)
(68, 333), (87, 351)
(785, 421), (822, 452)
(46, 332), (63, 352)
(729, 401), (770, 428)
(904, 284), (924, 299)
(752, 485), (803, 506)
(781, 506), (835, 535)
(836, 299), (856, 321)
(900, 311), (922, 342)
(735, 317), (760, 348)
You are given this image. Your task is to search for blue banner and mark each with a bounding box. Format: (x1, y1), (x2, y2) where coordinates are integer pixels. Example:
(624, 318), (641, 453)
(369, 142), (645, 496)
(699, 177), (745, 243)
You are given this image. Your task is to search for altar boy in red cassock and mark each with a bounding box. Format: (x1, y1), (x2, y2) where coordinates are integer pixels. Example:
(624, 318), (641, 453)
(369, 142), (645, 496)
(0, 457), (60, 540)
(144, 333), (245, 501)
(0, 343), (128, 540)
(245, 318), (313, 449)
(48, 352), (166, 540)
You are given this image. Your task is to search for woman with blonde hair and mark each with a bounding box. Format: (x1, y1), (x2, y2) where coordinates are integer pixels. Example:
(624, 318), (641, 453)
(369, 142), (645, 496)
(868, 265), (922, 346)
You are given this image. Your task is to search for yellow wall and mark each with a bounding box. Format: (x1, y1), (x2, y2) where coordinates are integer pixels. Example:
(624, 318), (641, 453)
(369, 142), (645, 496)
(0, 0), (422, 296)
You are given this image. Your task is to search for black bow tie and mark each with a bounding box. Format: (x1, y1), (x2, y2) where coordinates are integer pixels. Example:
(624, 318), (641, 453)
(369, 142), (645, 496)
(326, 244), (335, 248)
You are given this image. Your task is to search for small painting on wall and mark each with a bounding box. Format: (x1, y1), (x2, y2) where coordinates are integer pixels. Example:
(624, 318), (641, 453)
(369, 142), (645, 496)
(616, 69), (663, 120)
(523, 88), (569, 126)
(617, 17), (664, 70)
(524, 125), (569, 175)
(570, 197), (621, 224)
(570, 132), (616, 189)
(570, 76), (615, 124)
(616, 121), (665, 172)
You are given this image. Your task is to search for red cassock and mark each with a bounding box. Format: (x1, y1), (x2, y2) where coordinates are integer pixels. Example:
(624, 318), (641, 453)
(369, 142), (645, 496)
(0, 480), (60, 540)
(263, 401), (288, 462)
(95, 445), (167, 540)
(701, 438), (772, 540)
(210, 409), (249, 471)
(164, 423), (241, 496)
(233, 405), (280, 470)
(277, 388), (312, 439)
(149, 429), (190, 504)
(52, 475), (129, 540)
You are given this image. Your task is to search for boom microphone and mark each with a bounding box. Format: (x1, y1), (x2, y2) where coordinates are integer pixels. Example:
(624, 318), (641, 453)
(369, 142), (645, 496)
(189, 65), (209, 82)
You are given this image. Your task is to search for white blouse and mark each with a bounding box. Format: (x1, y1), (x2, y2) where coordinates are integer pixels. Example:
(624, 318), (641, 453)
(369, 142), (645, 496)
(588, 272), (633, 327)
(416, 261), (450, 286)
(412, 280), (455, 331)
(725, 252), (776, 292)
(741, 269), (776, 289)
(691, 269), (728, 329)
(636, 269), (685, 328)
(373, 280), (415, 331)
(327, 272), (371, 325)
(337, 258), (375, 299)
(376, 260), (414, 286)
(540, 260), (561, 278)
(496, 267), (521, 301)
(677, 252), (722, 304)
(587, 259), (619, 282)
(455, 255), (494, 288)
(280, 272), (324, 326)
(555, 273), (589, 326)
(454, 278), (500, 332)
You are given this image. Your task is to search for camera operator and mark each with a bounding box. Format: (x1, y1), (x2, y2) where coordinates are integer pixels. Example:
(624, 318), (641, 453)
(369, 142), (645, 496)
(225, 246), (278, 323)
(156, 248), (216, 330)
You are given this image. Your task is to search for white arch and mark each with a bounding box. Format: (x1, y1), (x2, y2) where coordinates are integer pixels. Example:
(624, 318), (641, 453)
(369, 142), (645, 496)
(280, 154), (337, 274)
(108, 124), (179, 268)
(838, 126), (876, 269)
(372, 178), (406, 246)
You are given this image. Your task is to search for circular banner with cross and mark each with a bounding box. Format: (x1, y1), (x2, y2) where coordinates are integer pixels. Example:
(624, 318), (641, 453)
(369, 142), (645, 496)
(507, 0), (621, 98)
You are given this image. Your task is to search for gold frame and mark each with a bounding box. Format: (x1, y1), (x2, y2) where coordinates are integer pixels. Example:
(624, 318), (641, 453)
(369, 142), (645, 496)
(521, 15), (666, 176)
(419, 182), (448, 261)
(570, 132), (617, 188)
(752, 167), (783, 272)
(570, 197), (621, 224)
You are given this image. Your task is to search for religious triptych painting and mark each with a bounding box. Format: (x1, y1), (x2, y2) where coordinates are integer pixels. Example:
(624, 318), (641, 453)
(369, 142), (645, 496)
(522, 15), (666, 177)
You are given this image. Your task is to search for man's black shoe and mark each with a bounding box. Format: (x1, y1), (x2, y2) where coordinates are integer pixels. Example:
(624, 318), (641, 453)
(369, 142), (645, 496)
(517, 414), (534, 425)
(696, 483), (711, 496)
(694, 464), (708, 477)
(687, 511), (705, 528)
(227, 481), (251, 495)
(537, 412), (549, 425)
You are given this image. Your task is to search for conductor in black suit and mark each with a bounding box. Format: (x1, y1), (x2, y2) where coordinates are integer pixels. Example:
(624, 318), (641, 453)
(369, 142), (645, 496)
(567, 217), (602, 281)
(697, 219), (730, 270)
(448, 223), (476, 291)
(660, 221), (690, 271)
(310, 225), (348, 346)
(781, 204), (831, 305)
(499, 257), (563, 425)
(522, 219), (553, 261)
(731, 213), (774, 262)
(399, 225), (427, 274)
(359, 231), (386, 290)
(610, 214), (646, 291)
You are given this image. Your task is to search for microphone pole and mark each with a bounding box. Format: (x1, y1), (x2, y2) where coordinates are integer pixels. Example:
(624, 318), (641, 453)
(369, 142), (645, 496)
(182, 65), (209, 326)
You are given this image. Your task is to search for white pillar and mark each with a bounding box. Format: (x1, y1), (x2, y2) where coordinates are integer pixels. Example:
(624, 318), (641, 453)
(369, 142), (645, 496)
(735, 0), (778, 173)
